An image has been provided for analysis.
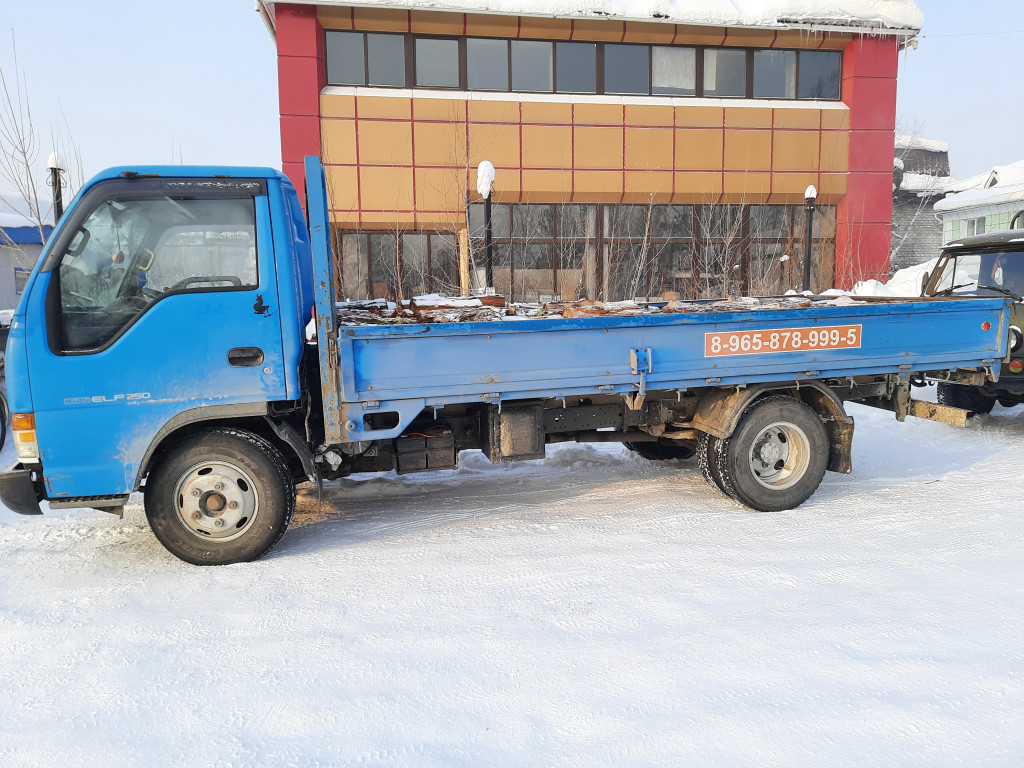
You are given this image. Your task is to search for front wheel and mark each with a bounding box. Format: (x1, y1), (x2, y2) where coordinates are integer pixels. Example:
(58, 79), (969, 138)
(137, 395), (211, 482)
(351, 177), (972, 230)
(713, 395), (829, 512)
(145, 429), (295, 565)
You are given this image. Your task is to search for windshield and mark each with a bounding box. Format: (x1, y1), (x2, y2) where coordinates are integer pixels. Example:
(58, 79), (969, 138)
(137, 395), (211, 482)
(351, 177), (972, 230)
(930, 249), (1024, 298)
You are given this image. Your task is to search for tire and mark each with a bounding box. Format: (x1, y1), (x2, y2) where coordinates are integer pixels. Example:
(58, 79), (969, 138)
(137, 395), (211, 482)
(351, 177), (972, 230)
(936, 382), (996, 415)
(624, 440), (695, 461)
(714, 395), (829, 512)
(0, 391), (8, 453)
(144, 429), (295, 565)
(696, 432), (732, 497)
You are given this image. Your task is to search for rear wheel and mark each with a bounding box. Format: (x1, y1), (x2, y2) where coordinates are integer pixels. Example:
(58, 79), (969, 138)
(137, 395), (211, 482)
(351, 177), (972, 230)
(714, 395), (829, 512)
(145, 429), (295, 565)
(697, 432), (731, 497)
(624, 440), (695, 461)
(936, 382), (996, 415)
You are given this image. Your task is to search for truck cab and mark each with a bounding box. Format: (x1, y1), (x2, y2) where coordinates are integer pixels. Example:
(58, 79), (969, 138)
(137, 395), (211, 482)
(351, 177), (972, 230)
(923, 229), (1024, 412)
(1, 166), (314, 526)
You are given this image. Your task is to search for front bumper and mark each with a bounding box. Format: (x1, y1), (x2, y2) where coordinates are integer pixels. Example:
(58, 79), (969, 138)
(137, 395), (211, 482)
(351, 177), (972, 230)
(0, 462), (43, 515)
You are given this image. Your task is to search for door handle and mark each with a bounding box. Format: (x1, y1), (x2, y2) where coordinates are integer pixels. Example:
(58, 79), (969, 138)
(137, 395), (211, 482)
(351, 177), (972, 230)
(227, 347), (265, 367)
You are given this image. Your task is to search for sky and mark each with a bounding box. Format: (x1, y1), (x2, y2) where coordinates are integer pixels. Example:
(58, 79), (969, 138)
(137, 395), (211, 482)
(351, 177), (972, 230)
(0, 0), (1021, 211)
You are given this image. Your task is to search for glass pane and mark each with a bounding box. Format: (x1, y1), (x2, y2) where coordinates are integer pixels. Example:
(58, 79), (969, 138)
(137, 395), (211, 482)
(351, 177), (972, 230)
(557, 204), (593, 240)
(650, 205), (693, 238)
(753, 50), (796, 98)
(59, 196), (256, 351)
(514, 243), (555, 302)
(429, 234), (459, 294)
(749, 205), (790, 240)
(326, 31), (365, 86)
(652, 47), (696, 96)
(701, 204), (743, 241)
(401, 233), (430, 298)
(604, 205), (650, 239)
(556, 42), (596, 93)
(650, 244), (694, 297)
(605, 44), (649, 95)
(416, 38), (459, 88)
(697, 243), (740, 298)
(511, 41), (552, 92)
(367, 33), (405, 87)
(369, 233), (399, 298)
(468, 38), (508, 90)
(512, 204), (554, 240)
(798, 51), (841, 99)
(606, 241), (650, 300)
(703, 49), (746, 97)
(468, 203), (510, 239)
(339, 233), (369, 300)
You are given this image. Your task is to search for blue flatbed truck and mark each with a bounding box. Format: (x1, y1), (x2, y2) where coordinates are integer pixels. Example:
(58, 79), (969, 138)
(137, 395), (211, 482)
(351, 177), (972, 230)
(0, 157), (1012, 564)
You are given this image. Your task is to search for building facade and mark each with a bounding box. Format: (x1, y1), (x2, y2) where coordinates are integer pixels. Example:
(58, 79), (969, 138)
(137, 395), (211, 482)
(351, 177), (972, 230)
(0, 215), (51, 312)
(934, 160), (1024, 244)
(261, 1), (921, 301)
(890, 134), (952, 272)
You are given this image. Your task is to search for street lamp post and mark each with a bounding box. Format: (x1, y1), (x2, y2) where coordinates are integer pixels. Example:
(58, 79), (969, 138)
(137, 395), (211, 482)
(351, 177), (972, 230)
(802, 184), (817, 293)
(46, 152), (65, 222)
(476, 161), (496, 290)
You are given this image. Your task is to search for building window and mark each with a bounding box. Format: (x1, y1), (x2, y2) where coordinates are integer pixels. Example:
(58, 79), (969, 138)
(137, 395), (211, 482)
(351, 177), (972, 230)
(416, 38), (459, 88)
(604, 44), (649, 95)
(964, 217), (986, 237)
(797, 51), (842, 99)
(467, 38), (508, 90)
(703, 48), (747, 97)
(555, 42), (597, 93)
(325, 32), (842, 101)
(652, 47), (696, 96)
(511, 40), (553, 92)
(753, 50), (796, 98)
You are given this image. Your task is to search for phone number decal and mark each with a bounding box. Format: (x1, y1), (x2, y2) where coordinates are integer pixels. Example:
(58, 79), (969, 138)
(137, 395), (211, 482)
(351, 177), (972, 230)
(704, 325), (862, 357)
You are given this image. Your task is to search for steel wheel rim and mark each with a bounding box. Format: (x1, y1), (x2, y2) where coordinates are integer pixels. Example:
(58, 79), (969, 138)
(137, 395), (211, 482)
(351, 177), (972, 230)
(173, 460), (260, 542)
(747, 420), (811, 490)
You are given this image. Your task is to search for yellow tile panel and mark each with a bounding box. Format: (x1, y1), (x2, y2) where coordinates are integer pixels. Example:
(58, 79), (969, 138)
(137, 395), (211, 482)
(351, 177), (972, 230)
(359, 166), (415, 212)
(468, 123), (521, 167)
(772, 130), (821, 172)
(572, 171), (625, 202)
(318, 7), (354, 30)
(768, 173), (821, 202)
(625, 104), (675, 127)
(573, 102), (623, 127)
(521, 101), (573, 125)
(521, 125), (573, 168)
(328, 210), (361, 227)
(624, 127), (674, 171)
(622, 21), (676, 44)
(820, 109), (850, 131)
(669, 26), (729, 46)
(415, 167), (465, 211)
(724, 130), (772, 172)
(320, 93), (356, 119)
(520, 170), (574, 200)
(723, 28), (776, 47)
(468, 99), (521, 124)
(358, 121), (413, 165)
(324, 166), (360, 211)
(320, 120), (358, 165)
(672, 172), (723, 203)
(409, 10), (464, 35)
(519, 16), (572, 40)
(818, 33), (853, 50)
(624, 172), (673, 203)
(465, 14), (519, 38)
(724, 107), (774, 129)
(416, 209), (467, 229)
(772, 109), (821, 130)
(819, 131), (850, 172)
(412, 97), (466, 122)
(816, 173), (848, 200)
(413, 121), (467, 167)
(573, 126), (624, 169)
(356, 96), (412, 120)
(351, 8), (409, 33)
(675, 129), (724, 171)
(722, 172), (771, 199)
(675, 106), (725, 129)
(569, 19), (629, 42)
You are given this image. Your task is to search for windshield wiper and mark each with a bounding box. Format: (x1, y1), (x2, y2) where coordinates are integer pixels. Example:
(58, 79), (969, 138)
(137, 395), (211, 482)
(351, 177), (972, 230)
(934, 282), (974, 296)
(977, 284), (1024, 301)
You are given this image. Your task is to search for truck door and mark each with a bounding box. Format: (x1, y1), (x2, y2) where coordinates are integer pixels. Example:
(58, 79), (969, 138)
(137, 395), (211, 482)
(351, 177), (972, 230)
(23, 176), (287, 499)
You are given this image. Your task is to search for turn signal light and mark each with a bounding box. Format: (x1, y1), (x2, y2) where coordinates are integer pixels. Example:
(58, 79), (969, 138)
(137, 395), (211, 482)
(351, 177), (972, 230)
(12, 412), (39, 462)
(1009, 359), (1024, 374)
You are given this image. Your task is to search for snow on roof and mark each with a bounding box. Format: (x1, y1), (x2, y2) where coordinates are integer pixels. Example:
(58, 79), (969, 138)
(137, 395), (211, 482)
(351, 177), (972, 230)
(934, 158), (1024, 214)
(899, 172), (955, 195)
(263, 0), (923, 34)
(894, 134), (949, 153)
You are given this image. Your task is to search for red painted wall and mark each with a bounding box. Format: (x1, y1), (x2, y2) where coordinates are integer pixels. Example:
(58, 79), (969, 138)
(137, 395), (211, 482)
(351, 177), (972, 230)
(276, 3), (324, 208)
(835, 35), (900, 287)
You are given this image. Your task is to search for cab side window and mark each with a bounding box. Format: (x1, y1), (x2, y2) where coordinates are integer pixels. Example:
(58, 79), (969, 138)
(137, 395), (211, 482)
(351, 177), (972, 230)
(57, 195), (257, 352)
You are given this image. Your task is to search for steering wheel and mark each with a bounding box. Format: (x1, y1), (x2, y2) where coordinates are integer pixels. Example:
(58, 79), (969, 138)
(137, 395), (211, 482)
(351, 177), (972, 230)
(166, 275), (243, 291)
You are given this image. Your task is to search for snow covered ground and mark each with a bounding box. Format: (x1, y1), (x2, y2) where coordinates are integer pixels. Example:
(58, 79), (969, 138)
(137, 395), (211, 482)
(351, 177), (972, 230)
(1, 400), (1023, 767)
